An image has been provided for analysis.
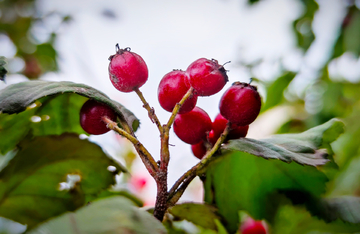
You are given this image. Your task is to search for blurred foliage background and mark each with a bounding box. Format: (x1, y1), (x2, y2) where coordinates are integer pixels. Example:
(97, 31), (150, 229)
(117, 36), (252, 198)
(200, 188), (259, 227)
(1, 0), (360, 233)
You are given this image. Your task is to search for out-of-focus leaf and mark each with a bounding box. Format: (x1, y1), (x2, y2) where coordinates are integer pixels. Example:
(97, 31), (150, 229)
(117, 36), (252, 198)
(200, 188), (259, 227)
(28, 196), (167, 234)
(93, 189), (144, 207)
(308, 196), (360, 224)
(0, 134), (126, 229)
(272, 204), (360, 234)
(332, 6), (360, 58)
(204, 151), (329, 233)
(0, 81), (140, 131)
(344, 9), (360, 56)
(329, 156), (360, 197)
(223, 118), (344, 166)
(0, 57), (7, 82)
(247, 0), (260, 5)
(261, 72), (296, 113)
(169, 203), (221, 230)
(293, 0), (319, 51)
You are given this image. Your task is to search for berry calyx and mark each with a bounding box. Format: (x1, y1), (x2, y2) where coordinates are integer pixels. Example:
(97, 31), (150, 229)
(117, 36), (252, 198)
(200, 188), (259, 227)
(173, 106), (212, 144)
(80, 99), (117, 135)
(158, 70), (197, 114)
(219, 82), (261, 126)
(212, 113), (249, 141)
(108, 45), (148, 92)
(186, 58), (228, 96)
(240, 217), (267, 234)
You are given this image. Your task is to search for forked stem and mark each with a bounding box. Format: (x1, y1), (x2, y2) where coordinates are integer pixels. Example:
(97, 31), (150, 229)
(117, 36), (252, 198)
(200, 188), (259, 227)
(167, 124), (231, 206)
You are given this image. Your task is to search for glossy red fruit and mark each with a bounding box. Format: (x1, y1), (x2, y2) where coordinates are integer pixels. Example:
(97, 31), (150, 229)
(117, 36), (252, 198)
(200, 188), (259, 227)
(173, 107), (212, 144)
(80, 99), (117, 135)
(240, 217), (266, 234)
(191, 141), (207, 159)
(158, 70), (198, 114)
(212, 113), (249, 141)
(219, 82), (261, 126)
(186, 58), (228, 96)
(108, 45), (148, 92)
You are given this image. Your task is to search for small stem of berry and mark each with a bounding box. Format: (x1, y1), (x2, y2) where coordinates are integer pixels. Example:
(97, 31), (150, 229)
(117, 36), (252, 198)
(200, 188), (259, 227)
(166, 87), (194, 128)
(133, 87), (164, 133)
(115, 43), (120, 52)
(167, 124), (231, 206)
(102, 116), (158, 177)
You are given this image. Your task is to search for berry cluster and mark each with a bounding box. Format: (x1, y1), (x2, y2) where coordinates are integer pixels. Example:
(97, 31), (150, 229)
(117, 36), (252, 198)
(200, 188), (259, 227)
(156, 58), (261, 159)
(79, 45), (262, 161)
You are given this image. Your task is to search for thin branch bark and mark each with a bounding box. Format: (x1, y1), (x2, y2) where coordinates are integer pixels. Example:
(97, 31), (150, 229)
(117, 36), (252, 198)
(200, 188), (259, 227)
(134, 87), (163, 133)
(102, 116), (158, 177)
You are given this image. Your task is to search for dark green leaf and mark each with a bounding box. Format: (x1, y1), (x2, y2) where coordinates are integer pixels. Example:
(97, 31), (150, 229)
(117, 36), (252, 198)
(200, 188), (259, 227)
(28, 196), (167, 234)
(223, 118), (344, 166)
(0, 134), (126, 229)
(292, 0), (318, 51)
(272, 205), (360, 234)
(169, 203), (221, 230)
(307, 196), (360, 224)
(261, 72), (296, 113)
(0, 80), (140, 131)
(204, 151), (328, 233)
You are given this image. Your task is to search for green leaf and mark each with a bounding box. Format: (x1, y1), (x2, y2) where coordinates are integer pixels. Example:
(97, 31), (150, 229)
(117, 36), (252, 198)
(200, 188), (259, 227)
(292, 0), (318, 51)
(272, 204), (360, 234)
(0, 107), (36, 154)
(203, 119), (344, 233)
(0, 80), (140, 131)
(0, 134), (126, 229)
(28, 196), (167, 234)
(223, 118), (344, 166)
(343, 8), (360, 56)
(332, 6), (360, 58)
(169, 203), (221, 230)
(261, 72), (296, 113)
(204, 151), (329, 233)
(308, 196), (360, 224)
(0, 93), (89, 154)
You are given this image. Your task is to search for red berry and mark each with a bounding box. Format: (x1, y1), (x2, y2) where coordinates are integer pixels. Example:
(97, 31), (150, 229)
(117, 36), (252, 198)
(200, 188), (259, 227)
(212, 113), (249, 141)
(80, 99), (117, 135)
(191, 141), (207, 159)
(173, 107), (212, 144)
(108, 46), (148, 92)
(186, 58), (228, 96)
(219, 82), (261, 126)
(158, 70), (197, 114)
(240, 217), (267, 234)
(208, 130), (218, 145)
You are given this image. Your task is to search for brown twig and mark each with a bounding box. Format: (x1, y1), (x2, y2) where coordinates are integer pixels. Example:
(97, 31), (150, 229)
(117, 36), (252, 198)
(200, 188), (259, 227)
(134, 87), (163, 133)
(167, 124), (231, 206)
(102, 116), (158, 177)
